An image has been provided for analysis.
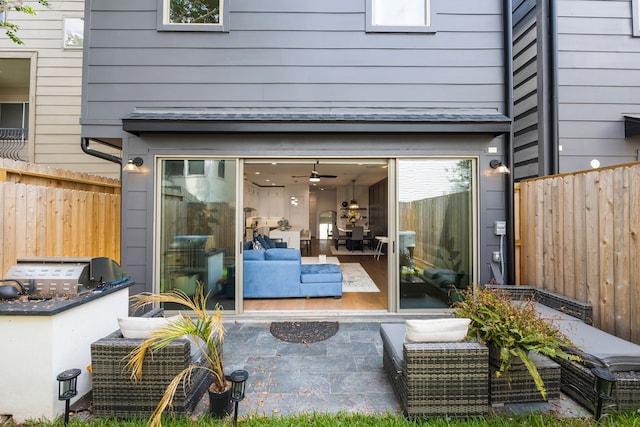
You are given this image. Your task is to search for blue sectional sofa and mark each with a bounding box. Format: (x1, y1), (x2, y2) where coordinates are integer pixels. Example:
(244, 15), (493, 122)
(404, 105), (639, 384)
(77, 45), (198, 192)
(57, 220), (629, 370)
(243, 248), (342, 298)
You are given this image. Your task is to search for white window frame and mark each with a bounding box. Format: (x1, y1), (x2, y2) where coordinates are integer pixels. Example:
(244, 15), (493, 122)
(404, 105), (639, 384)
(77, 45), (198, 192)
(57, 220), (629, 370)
(157, 0), (229, 32)
(633, 0), (640, 37)
(63, 17), (84, 49)
(366, 0), (436, 33)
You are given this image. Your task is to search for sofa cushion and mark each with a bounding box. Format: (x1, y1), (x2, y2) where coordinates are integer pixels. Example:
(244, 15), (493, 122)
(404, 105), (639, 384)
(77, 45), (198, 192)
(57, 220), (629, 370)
(118, 315), (178, 339)
(264, 248), (301, 261)
(380, 323), (406, 372)
(404, 318), (471, 343)
(552, 318), (640, 372)
(300, 264), (342, 283)
(244, 249), (265, 260)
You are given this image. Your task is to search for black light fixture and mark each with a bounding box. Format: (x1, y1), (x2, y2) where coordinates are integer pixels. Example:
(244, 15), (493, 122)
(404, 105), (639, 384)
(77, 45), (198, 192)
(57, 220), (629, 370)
(490, 159), (510, 174)
(123, 157), (143, 172)
(592, 368), (616, 421)
(348, 180), (359, 209)
(57, 368), (81, 425)
(229, 369), (249, 427)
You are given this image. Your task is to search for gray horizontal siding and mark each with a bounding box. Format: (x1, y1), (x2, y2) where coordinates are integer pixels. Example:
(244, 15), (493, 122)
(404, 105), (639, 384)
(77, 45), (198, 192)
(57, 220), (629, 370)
(556, 0), (640, 172)
(83, 0), (506, 128)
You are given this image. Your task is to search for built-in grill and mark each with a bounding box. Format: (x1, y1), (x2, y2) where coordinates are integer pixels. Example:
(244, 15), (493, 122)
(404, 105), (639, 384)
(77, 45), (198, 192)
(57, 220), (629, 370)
(2, 256), (127, 297)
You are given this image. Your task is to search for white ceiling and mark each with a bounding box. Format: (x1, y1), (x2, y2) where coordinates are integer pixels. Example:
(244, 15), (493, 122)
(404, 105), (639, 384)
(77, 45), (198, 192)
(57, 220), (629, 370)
(244, 160), (388, 191)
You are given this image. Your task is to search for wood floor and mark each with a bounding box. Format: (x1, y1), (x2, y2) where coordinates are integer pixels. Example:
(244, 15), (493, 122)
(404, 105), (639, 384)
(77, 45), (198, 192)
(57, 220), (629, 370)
(243, 238), (388, 311)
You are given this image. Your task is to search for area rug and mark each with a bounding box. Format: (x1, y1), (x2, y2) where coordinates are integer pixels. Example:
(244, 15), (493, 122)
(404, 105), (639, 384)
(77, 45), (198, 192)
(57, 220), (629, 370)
(301, 256), (340, 265)
(270, 321), (339, 344)
(340, 263), (380, 293)
(330, 246), (377, 256)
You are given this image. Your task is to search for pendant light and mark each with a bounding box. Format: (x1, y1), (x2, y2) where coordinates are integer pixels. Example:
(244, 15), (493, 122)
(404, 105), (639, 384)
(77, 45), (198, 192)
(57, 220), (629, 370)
(348, 180), (359, 209)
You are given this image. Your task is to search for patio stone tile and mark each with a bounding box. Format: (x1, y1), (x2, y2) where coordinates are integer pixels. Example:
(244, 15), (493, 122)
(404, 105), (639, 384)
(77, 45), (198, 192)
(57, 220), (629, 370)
(329, 370), (390, 394)
(299, 355), (359, 372)
(327, 340), (379, 356)
(266, 371), (332, 394)
(355, 354), (384, 372)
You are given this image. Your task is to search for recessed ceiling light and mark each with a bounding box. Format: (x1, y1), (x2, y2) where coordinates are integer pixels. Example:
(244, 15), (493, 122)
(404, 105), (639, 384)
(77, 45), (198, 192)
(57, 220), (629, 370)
(255, 172), (260, 175)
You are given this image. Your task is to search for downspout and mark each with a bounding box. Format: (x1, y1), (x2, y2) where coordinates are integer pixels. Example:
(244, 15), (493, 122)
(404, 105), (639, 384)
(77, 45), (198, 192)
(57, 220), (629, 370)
(81, 137), (123, 165)
(548, 0), (559, 174)
(503, 0), (516, 285)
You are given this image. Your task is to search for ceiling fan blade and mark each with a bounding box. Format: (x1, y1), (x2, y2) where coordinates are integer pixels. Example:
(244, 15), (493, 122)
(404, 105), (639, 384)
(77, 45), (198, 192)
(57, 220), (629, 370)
(318, 174), (337, 178)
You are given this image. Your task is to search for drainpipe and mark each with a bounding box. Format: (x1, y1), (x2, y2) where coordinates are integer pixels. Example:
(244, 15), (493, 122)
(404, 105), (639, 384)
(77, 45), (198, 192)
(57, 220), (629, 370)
(81, 137), (122, 165)
(548, 0), (559, 174)
(503, 0), (516, 285)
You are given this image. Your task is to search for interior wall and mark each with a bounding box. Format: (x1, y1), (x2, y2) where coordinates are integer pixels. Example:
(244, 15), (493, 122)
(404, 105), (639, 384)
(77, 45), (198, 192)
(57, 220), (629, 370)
(315, 189), (338, 237)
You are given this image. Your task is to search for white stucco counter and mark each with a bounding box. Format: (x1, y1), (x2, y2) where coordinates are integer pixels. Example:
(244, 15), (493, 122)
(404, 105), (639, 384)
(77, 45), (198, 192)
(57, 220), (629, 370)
(0, 283), (132, 423)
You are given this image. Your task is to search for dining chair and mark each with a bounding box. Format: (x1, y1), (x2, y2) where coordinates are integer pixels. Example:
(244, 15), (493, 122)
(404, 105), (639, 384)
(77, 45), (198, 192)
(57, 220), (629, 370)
(348, 225), (364, 252)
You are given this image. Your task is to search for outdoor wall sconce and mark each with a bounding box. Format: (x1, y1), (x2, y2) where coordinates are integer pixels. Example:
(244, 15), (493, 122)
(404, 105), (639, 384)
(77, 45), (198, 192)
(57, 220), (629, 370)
(490, 160), (510, 174)
(229, 369), (249, 426)
(122, 157), (143, 172)
(592, 368), (616, 421)
(57, 368), (81, 425)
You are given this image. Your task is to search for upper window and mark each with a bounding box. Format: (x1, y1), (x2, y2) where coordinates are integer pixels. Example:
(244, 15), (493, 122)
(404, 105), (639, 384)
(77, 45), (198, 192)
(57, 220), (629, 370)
(158, 0), (229, 32)
(366, 0), (436, 33)
(63, 18), (84, 49)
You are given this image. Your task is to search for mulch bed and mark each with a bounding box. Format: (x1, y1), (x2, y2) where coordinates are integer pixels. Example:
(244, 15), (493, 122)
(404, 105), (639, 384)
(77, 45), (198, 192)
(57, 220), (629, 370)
(269, 321), (339, 344)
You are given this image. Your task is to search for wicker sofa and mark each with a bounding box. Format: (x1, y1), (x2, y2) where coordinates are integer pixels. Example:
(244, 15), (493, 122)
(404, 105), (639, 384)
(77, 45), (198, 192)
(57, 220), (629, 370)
(379, 322), (489, 418)
(486, 285), (640, 414)
(90, 309), (210, 418)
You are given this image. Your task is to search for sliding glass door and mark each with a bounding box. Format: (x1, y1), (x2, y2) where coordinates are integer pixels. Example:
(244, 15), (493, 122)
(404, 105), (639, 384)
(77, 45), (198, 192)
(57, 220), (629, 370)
(398, 159), (474, 310)
(158, 158), (237, 310)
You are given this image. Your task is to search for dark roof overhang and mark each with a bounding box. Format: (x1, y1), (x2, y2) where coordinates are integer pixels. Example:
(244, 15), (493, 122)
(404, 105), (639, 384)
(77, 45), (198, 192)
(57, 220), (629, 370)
(624, 115), (640, 138)
(122, 108), (511, 136)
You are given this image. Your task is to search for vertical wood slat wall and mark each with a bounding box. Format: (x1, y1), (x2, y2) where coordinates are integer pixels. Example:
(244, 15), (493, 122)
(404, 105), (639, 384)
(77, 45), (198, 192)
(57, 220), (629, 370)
(517, 162), (640, 344)
(0, 159), (121, 277)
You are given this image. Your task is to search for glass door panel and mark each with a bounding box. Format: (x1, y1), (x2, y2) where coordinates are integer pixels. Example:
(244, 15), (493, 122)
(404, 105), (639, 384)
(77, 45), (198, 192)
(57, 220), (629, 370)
(398, 159), (473, 309)
(159, 158), (236, 311)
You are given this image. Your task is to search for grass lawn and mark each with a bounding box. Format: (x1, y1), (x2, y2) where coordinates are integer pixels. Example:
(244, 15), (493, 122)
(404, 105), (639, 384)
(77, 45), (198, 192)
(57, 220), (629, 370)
(10, 411), (640, 427)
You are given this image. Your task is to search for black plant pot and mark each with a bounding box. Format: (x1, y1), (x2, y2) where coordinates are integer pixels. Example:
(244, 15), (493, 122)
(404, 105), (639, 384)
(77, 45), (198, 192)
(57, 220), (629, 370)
(208, 386), (232, 418)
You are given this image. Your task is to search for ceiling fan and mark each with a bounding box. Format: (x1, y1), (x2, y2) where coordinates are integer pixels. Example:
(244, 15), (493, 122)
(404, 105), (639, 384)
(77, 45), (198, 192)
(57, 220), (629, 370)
(292, 162), (337, 181)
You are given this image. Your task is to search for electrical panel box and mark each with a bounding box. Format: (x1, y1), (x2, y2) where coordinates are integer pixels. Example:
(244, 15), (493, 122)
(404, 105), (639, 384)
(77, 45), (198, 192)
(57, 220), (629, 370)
(494, 221), (506, 236)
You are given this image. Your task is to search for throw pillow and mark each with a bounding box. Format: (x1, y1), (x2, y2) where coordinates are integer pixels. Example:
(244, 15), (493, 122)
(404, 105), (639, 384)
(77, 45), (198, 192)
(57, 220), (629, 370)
(118, 315), (179, 339)
(256, 234), (271, 249)
(404, 318), (471, 343)
(262, 235), (276, 249)
(252, 239), (263, 250)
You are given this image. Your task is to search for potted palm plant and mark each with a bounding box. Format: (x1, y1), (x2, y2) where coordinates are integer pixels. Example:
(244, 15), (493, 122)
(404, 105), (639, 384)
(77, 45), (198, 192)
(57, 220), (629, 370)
(453, 285), (581, 400)
(125, 284), (230, 426)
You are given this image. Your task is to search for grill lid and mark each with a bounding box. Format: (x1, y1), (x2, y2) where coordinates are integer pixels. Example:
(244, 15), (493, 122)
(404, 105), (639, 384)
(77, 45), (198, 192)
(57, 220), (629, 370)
(3, 257), (125, 296)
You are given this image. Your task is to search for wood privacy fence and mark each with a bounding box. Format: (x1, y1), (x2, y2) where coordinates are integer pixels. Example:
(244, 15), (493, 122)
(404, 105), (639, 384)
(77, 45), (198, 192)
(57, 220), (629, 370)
(0, 159), (121, 276)
(516, 161), (640, 344)
(399, 191), (471, 283)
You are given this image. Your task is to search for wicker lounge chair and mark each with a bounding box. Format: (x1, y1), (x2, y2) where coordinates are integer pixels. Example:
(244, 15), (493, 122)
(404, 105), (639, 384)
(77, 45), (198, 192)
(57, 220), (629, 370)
(486, 285), (640, 414)
(90, 309), (210, 418)
(380, 323), (489, 418)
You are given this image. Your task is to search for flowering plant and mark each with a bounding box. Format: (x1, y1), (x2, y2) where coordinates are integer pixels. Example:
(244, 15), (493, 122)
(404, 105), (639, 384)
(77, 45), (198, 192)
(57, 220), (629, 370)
(347, 210), (361, 224)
